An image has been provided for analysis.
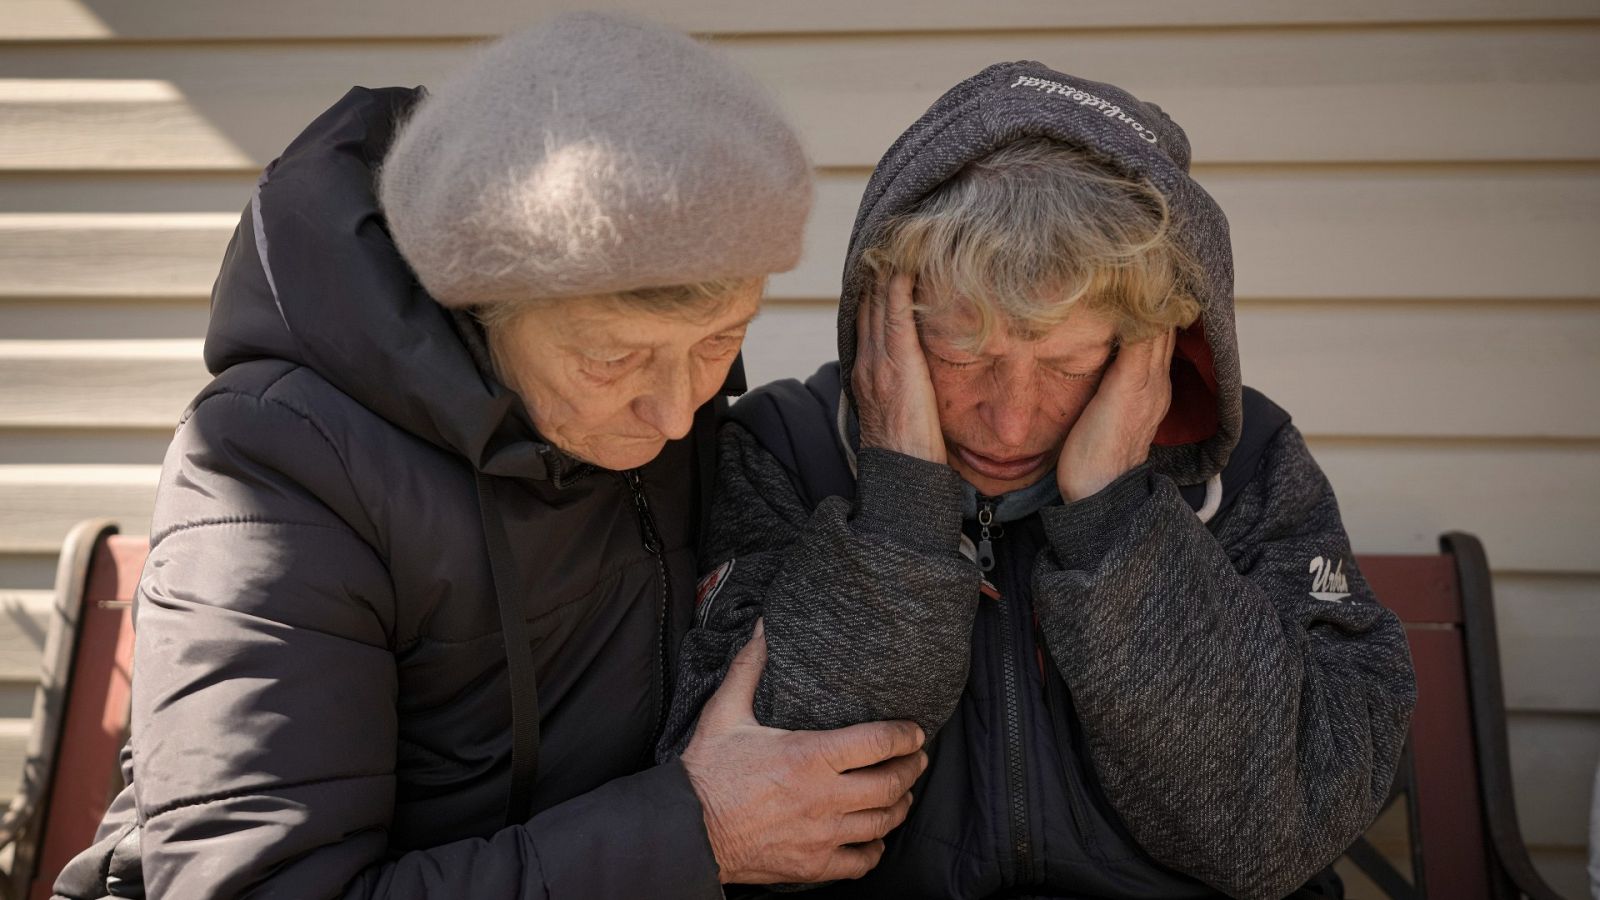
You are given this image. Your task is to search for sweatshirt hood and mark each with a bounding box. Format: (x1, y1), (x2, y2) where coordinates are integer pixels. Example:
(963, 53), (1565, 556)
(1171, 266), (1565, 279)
(836, 62), (1240, 486)
(204, 86), (744, 481)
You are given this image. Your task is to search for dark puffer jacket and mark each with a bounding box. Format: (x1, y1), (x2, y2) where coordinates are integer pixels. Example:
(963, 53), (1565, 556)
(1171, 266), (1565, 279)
(53, 87), (729, 899)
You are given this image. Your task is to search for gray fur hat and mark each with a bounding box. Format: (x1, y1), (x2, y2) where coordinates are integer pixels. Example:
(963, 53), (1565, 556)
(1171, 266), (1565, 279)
(378, 12), (813, 307)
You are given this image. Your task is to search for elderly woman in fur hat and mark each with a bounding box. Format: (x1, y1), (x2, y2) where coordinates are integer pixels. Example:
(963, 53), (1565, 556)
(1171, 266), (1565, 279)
(54, 14), (923, 900)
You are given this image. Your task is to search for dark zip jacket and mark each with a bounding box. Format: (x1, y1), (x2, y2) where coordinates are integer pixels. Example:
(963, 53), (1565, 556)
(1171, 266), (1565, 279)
(55, 86), (728, 900)
(659, 62), (1415, 900)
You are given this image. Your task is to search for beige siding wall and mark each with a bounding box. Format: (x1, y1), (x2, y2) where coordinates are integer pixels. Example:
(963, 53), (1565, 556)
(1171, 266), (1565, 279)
(2, 2), (1597, 892)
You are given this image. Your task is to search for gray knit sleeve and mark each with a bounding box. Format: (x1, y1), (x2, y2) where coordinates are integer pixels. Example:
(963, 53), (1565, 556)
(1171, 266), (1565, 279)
(658, 423), (982, 759)
(1031, 423), (1416, 900)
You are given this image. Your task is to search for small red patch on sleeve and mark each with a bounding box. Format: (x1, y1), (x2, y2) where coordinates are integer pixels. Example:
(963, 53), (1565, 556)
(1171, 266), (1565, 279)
(696, 560), (734, 608)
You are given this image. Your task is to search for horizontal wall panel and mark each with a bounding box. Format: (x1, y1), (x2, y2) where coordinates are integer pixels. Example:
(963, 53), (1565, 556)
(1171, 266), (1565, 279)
(0, 340), (208, 429)
(0, 214), (236, 299)
(6, 167), (1598, 304)
(733, 26), (1600, 169)
(0, 590), (51, 682)
(1236, 303), (1600, 439)
(0, 78), (255, 170)
(2, 26), (1597, 171)
(1495, 574), (1600, 714)
(0, 430), (176, 466)
(1312, 441), (1600, 573)
(1507, 712), (1600, 849)
(0, 298), (210, 340)
(1201, 167), (1600, 301)
(0, 173), (256, 214)
(742, 303), (839, 391)
(0, 718), (32, 803)
(0, 555), (60, 593)
(0, 465), (159, 554)
(0, 684), (36, 724)
(8, 0), (1597, 41)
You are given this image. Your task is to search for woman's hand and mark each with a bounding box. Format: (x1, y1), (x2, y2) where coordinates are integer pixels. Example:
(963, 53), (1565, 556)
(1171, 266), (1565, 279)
(854, 273), (947, 464)
(682, 623), (926, 884)
(1055, 328), (1174, 502)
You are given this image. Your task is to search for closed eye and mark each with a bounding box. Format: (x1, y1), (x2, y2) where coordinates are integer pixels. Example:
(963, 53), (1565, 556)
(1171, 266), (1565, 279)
(928, 351), (982, 369)
(697, 331), (746, 358)
(579, 349), (644, 379)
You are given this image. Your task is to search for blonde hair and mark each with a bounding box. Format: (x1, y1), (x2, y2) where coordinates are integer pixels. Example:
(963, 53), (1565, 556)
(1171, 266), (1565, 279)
(858, 138), (1202, 350)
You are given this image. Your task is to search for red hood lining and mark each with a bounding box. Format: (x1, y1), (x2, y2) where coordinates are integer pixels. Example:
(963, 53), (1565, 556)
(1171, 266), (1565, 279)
(1154, 322), (1219, 447)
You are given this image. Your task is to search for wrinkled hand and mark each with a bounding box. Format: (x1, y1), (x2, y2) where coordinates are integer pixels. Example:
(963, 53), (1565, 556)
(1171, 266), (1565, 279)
(1056, 329), (1175, 502)
(681, 622), (927, 884)
(854, 273), (946, 463)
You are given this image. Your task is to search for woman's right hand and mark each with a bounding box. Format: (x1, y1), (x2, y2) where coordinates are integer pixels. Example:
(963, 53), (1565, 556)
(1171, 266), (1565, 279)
(853, 273), (947, 464)
(681, 623), (927, 884)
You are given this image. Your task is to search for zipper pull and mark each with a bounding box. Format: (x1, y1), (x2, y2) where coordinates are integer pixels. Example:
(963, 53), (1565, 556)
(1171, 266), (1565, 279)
(625, 470), (660, 554)
(977, 501), (997, 572)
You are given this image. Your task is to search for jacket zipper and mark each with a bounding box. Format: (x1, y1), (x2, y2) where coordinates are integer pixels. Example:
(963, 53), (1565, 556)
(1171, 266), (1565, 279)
(979, 500), (1033, 881)
(625, 469), (673, 758)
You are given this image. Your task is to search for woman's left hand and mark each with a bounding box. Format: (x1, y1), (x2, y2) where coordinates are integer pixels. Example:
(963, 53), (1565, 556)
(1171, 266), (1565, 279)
(1055, 328), (1174, 502)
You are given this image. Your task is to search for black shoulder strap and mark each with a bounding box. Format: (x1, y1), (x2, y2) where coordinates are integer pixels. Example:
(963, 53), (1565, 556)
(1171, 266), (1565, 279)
(1178, 386), (1293, 520)
(727, 362), (856, 511)
(474, 473), (540, 826)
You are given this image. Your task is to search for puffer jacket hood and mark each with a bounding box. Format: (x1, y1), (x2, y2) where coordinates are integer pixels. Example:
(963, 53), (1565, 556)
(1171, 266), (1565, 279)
(836, 61), (1239, 485)
(205, 85), (744, 483)
(205, 86), (554, 478)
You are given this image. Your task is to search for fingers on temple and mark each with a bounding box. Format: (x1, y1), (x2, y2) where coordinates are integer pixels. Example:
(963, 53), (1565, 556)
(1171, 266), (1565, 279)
(886, 274), (918, 346)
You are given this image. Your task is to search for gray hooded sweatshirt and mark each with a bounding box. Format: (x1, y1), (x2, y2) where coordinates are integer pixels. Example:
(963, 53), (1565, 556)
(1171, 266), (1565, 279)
(660, 62), (1416, 899)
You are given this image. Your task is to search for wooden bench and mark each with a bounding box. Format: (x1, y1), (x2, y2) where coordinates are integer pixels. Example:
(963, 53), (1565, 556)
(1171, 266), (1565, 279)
(0, 520), (138, 900)
(0, 524), (1568, 898)
(1349, 532), (1562, 899)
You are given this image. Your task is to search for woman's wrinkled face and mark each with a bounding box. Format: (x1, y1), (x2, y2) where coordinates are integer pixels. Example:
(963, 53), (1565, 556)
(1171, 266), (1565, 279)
(490, 283), (763, 471)
(919, 298), (1117, 496)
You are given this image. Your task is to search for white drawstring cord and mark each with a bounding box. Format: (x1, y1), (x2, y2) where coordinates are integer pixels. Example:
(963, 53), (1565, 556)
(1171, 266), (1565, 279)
(1196, 473), (1223, 523)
